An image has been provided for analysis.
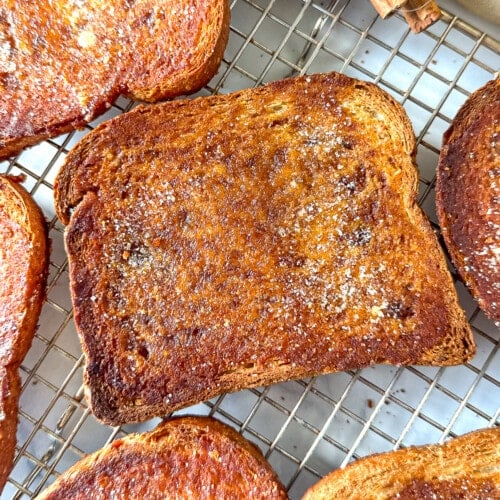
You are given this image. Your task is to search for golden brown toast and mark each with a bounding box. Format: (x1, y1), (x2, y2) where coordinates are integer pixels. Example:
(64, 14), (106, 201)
(55, 71), (474, 426)
(436, 77), (500, 322)
(36, 416), (287, 499)
(302, 427), (500, 499)
(0, 0), (229, 160)
(0, 175), (49, 492)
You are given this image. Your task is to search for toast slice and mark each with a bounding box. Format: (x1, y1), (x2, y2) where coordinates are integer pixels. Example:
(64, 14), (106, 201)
(0, 0), (229, 160)
(0, 175), (48, 492)
(302, 427), (500, 499)
(36, 416), (287, 499)
(55, 71), (474, 425)
(436, 77), (499, 322)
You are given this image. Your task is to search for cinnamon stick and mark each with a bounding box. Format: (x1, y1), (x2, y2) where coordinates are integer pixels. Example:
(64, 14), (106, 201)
(401, 0), (442, 33)
(369, 0), (442, 33)
(369, 0), (406, 18)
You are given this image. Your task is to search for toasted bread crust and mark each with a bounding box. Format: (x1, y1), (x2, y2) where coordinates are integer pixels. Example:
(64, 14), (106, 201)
(0, 175), (49, 492)
(436, 77), (500, 322)
(56, 72), (474, 425)
(303, 427), (500, 499)
(36, 416), (287, 499)
(0, 0), (230, 160)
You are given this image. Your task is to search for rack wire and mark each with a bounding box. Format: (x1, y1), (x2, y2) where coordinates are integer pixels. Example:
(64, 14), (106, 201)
(1, 1), (499, 498)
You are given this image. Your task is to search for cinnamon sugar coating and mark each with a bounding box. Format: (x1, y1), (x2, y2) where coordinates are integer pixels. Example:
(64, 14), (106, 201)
(56, 72), (474, 425)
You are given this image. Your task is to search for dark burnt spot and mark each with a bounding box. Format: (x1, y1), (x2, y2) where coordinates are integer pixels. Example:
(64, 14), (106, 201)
(124, 327), (151, 358)
(346, 226), (371, 246)
(87, 361), (102, 378)
(342, 140), (353, 150)
(190, 326), (203, 336)
(305, 137), (319, 146)
(339, 164), (367, 194)
(385, 300), (414, 319)
(278, 252), (305, 267)
(137, 345), (149, 360)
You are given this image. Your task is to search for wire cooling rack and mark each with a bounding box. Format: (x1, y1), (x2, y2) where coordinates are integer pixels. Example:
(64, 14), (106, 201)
(1, 1), (499, 498)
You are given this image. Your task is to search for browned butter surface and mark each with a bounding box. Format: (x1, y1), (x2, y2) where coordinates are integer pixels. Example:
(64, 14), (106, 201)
(57, 72), (473, 424)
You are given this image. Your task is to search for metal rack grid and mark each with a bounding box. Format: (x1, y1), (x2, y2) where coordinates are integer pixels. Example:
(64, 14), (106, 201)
(1, 1), (499, 498)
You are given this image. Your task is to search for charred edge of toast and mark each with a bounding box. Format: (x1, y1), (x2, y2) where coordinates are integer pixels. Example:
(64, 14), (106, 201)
(0, 367), (21, 493)
(436, 77), (500, 322)
(0, 101), (110, 163)
(55, 72), (417, 225)
(0, 175), (50, 493)
(0, 175), (50, 360)
(441, 78), (499, 147)
(303, 427), (500, 500)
